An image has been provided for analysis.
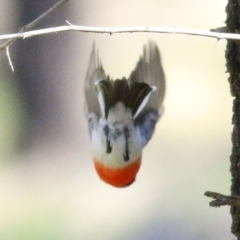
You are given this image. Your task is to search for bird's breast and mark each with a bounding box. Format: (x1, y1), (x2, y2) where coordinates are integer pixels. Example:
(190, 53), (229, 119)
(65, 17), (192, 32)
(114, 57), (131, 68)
(93, 156), (141, 187)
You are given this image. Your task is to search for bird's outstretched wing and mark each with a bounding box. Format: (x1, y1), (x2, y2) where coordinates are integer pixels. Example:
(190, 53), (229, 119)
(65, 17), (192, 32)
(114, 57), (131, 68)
(128, 42), (166, 145)
(128, 41), (165, 112)
(84, 42), (166, 145)
(84, 43), (107, 118)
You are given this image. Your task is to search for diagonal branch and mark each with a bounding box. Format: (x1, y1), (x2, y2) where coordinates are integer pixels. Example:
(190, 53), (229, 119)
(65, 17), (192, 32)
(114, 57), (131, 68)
(0, 0), (70, 51)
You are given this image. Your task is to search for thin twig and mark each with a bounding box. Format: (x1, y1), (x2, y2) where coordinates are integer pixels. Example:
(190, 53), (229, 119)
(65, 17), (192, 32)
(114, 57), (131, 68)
(204, 191), (240, 207)
(0, 0), (70, 51)
(0, 25), (239, 44)
(6, 47), (14, 72)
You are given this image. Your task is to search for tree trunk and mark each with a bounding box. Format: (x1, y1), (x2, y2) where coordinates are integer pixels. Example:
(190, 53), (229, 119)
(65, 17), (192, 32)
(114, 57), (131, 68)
(226, 0), (240, 237)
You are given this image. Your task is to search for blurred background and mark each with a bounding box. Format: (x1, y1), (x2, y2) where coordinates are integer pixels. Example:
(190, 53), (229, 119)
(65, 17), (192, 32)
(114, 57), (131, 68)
(0, 0), (232, 239)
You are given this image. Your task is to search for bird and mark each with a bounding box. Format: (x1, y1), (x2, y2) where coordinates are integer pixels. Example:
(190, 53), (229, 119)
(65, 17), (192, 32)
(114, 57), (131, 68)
(84, 41), (165, 187)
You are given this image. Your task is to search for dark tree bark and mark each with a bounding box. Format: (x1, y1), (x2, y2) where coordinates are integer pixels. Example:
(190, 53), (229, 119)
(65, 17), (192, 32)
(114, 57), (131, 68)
(226, 0), (240, 237)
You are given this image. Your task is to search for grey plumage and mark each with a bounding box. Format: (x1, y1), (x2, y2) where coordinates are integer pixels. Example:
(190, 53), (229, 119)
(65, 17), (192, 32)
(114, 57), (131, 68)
(84, 43), (107, 118)
(129, 41), (165, 111)
(84, 41), (165, 146)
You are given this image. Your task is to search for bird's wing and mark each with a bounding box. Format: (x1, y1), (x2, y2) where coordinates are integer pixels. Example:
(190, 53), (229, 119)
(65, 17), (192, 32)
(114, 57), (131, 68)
(128, 41), (165, 112)
(128, 42), (166, 145)
(84, 43), (107, 118)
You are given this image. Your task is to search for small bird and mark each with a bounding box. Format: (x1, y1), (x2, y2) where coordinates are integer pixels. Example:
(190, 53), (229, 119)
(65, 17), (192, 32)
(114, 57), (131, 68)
(84, 41), (165, 187)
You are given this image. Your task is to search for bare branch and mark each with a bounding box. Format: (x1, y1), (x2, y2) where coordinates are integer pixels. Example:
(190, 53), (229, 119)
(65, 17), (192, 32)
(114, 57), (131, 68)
(205, 191), (240, 207)
(6, 47), (14, 72)
(0, 25), (239, 46)
(0, 0), (70, 51)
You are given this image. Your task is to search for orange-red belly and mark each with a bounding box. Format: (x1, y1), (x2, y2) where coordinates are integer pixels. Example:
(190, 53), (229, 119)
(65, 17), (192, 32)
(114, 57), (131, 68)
(93, 157), (141, 187)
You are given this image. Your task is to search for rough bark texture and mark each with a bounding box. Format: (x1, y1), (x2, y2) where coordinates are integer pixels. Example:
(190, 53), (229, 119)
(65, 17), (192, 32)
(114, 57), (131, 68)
(226, 0), (240, 237)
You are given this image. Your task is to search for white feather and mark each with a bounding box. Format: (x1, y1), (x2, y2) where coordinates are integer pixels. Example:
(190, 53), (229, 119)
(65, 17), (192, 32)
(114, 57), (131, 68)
(94, 80), (106, 118)
(133, 86), (156, 119)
